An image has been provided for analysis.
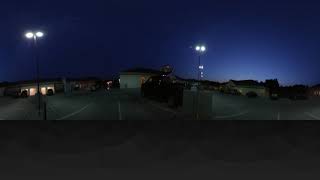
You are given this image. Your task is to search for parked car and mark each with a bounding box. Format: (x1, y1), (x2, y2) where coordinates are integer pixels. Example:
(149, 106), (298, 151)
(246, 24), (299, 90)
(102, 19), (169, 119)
(141, 75), (184, 108)
(246, 91), (258, 98)
(47, 89), (54, 96)
(74, 85), (80, 91)
(20, 90), (28, 98)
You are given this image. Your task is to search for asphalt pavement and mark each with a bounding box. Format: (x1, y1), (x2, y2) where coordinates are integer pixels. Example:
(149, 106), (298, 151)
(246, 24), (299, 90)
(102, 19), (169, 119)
(210, 93), (320, 120)
(1, 89), (320, 120)
(0, 96), (41, 120)
(46, 89), (178, 120)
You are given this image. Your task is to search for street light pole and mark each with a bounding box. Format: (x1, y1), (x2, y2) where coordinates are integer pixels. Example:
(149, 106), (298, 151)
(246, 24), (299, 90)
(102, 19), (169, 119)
(196, 54), (201, 120)
(33, 35), (41, 116)
(25, 31), (44, 116)
(195, 45), (206, 120)
(198, 55), (201, 83)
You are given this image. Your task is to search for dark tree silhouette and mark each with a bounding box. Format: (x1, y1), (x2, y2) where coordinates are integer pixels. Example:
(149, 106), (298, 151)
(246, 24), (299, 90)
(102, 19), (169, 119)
(265, 79), (280, 96)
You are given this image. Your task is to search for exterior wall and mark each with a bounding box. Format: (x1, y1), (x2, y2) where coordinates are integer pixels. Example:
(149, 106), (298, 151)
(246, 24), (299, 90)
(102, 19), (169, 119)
(236, 86), (267, 97)
(74, 81), (96, 90)
(20, 84), (55, 96)
(4, 87), (20, 97)
(120, 74), (154, 89)
(309, 88), (320, 97)
(223, 81), (267, 97)
(120, 75), (142, 89)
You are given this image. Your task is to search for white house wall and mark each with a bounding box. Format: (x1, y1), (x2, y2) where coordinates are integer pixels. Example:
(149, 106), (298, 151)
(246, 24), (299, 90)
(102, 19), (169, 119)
(120, 75), (142, 89)
(237, 87), (267, 97)
(120, 74), (153, 89)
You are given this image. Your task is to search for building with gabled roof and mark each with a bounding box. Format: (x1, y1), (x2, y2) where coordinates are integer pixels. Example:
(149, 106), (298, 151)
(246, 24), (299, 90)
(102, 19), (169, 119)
(224, 80), (267, 97)
(119, 67), (165, 89)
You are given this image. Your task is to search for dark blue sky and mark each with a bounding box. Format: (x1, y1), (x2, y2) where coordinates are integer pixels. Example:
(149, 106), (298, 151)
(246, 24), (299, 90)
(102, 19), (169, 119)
(1, 0), (320, 85)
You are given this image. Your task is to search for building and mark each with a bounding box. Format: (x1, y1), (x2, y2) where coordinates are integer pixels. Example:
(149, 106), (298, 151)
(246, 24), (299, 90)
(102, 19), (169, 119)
(15, 79), (61, 96)
(223, 80), (267, 97)
(201, 80), (222, 91)
(62, 77), (100, 94)
(3, 77), (101, 97)
(71, 77), (99, 91)
(3, 79), (64, 97)
(309, 84), (320, 97)
(119, 68), (163, 89)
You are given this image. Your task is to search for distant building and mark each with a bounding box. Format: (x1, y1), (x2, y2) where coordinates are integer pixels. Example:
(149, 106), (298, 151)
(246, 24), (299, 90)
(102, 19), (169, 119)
(223, 80), (267, 97)
(63, 77), (100, 93)
(5, 79), (62, 97)
(3, 77), (99, 97)
(119, 68), (162, 89)
(72, 77), (99, 91)
(309, 84), (320, 97)
(201, 80), (222, 91)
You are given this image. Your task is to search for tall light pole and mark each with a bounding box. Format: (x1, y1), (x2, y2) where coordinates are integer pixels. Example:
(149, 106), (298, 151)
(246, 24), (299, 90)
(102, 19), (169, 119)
(195, 45), (206, 120)
(25, 31), (44, 116)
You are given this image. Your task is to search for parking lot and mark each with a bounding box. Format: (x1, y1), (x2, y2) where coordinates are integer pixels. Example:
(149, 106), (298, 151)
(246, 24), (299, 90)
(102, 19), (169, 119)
(0, 89), (178, 120)
(46, 89), (179, 120)
(0, 96), (40, 120)
(1, 89), (320, 120)
(210, 93), (320, 120)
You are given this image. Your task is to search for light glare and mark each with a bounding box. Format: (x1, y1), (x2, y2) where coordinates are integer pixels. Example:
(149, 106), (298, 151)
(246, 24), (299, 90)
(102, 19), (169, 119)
(25, 32), (34, 39)
(36, 32), (44, 37)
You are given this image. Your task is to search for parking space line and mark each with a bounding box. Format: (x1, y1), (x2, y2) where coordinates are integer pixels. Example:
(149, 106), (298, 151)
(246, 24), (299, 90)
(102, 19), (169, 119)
(305, 112), (320, 120)
(118, 101), (122, 120)
(56, 104), (91, 120)
(215, 111), (249, 119)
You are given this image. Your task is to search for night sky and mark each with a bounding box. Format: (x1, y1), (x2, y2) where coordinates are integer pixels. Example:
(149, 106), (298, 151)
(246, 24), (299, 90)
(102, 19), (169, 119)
(1, 0), (320, 85)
